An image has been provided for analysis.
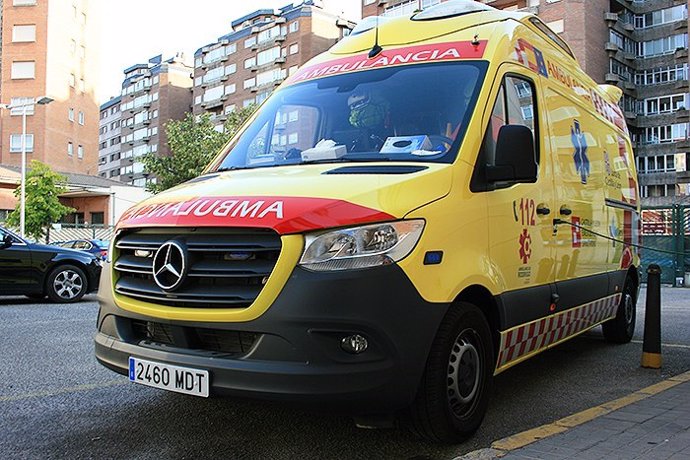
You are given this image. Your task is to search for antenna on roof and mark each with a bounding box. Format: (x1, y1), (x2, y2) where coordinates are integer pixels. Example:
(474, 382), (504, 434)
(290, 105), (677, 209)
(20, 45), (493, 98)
(368, 16), (383, 58)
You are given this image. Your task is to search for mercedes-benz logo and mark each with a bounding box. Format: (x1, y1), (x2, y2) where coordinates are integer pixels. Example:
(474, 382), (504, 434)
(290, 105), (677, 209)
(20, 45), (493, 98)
(152, 240), (188, 291)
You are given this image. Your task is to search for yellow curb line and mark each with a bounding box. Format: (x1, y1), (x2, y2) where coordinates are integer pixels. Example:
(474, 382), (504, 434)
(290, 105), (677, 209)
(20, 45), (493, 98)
(490, 370), (690, 452)
(0, 380), (127, 403)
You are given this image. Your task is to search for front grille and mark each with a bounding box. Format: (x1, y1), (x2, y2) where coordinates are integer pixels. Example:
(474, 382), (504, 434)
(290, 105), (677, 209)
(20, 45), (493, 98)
(130, 319), (259, 355)
(114, 228), (281, 308)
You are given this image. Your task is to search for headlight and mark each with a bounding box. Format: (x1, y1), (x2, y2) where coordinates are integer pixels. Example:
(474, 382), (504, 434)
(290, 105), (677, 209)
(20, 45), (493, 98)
(299, 220), (425, 271)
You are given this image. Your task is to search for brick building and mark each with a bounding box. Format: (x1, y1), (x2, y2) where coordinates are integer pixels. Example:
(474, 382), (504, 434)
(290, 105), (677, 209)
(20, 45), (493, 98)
(362, 0), (689, 207)
(192, 0), (355, 129)
(0, 0), (100, 175)
(98, 55), (193, 187)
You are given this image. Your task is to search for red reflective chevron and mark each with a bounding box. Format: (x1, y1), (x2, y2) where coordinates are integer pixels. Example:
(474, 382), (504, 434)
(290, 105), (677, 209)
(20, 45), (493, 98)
(117, 196), (395, 235)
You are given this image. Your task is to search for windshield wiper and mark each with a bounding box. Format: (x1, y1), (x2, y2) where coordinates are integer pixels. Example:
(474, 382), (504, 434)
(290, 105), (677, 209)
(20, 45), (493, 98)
(302, 155), (392, 164)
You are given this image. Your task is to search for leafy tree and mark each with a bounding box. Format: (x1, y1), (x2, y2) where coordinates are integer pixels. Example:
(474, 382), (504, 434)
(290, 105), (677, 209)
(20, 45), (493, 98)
(6, 160), (74, 241)
(142, 105), (256, 193)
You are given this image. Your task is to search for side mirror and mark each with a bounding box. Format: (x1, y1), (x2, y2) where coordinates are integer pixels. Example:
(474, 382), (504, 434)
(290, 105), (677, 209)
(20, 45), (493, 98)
(486, 125), (538, 183)
(0, 233), (13, 250)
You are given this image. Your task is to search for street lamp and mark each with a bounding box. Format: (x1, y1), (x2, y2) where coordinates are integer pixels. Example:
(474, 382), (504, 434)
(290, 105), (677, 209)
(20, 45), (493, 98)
(0, 96), (54, 238)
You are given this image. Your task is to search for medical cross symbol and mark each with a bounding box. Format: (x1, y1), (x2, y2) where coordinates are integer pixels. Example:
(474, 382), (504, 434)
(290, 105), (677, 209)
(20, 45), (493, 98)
(571, 120), (590, 184)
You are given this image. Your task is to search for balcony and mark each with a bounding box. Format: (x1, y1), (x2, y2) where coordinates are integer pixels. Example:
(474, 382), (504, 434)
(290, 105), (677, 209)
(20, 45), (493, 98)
(274, 35), (286, 43)
(675, 48), (689, 60)
(675, 21), (688, 31)
(143, 119), (150, 126)
(624, 111), (637, 121)
(677, 138), (690, 150)
(675, 79), (689, 90)
(274, 57), (286, 64)
(676, 109), (689, 121)
(623, 80), (636, 91)
(605, 42), (619, 56)
(378, 0), (388, 5)
(605, 73), (620, 83)
(604, 12), (618, 25)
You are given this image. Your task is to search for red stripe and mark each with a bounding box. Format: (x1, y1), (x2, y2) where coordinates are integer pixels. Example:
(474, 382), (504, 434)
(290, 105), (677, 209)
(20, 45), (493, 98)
(116, 196), (395, 235)
(287, 41), (488, 84)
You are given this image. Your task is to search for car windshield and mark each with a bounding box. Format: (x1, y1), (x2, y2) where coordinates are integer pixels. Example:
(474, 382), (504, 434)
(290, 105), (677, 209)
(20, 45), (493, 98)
(210, 62), (487, 171)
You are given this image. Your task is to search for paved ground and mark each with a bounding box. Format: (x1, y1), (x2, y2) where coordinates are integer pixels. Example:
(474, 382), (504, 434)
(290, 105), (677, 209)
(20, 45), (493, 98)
(460, 373), (690, 460)
(0, 286), (688, 459)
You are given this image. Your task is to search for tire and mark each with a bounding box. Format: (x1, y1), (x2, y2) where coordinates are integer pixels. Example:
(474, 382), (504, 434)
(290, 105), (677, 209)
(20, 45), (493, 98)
(602, 279), (637, 344)
(46, 264), (88, 303)
(406, 301), (494, 443)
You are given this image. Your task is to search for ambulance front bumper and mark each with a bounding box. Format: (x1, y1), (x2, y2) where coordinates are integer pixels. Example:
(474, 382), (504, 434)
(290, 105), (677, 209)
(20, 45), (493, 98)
(95, 264), (449, 413)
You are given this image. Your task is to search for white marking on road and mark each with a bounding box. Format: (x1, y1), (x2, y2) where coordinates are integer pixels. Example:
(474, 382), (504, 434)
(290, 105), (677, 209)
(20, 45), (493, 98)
(0, 380), (127, 403)
(631, 340), (690, 349)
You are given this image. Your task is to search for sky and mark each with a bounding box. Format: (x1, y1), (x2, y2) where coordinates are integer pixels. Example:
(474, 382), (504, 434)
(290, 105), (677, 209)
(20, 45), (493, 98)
(97, 0), (362, 104)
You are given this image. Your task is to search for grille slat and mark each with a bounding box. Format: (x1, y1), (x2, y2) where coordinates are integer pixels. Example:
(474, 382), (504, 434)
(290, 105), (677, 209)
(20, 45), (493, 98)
(113, 228), (281, 308)
(130, 319), (259, 355)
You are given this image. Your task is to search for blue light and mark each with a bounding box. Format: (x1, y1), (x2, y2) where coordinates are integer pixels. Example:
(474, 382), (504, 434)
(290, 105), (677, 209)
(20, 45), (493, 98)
(424, 251), (443, 265)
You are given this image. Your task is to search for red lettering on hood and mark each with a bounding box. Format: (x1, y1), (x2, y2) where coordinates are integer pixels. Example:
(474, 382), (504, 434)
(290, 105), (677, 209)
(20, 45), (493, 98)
(117, 196), (395, 234)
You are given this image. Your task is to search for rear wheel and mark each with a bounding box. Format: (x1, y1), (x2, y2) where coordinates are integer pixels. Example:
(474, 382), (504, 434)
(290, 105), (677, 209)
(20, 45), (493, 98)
(406, 302), (494, 443)
(602, 279), (636, 343)
(46, 264), (87, 303)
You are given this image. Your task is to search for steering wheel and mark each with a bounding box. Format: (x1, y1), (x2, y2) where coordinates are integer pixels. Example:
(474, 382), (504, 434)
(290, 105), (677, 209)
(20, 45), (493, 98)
(427, 135), (454, 153)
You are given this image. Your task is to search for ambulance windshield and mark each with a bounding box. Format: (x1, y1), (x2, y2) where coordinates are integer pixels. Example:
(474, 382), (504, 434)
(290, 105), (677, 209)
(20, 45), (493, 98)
(211, 62), (487, 171)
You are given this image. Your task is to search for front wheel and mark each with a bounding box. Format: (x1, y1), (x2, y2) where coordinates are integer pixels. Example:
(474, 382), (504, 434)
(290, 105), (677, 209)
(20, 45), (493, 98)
(46, 265), (87, 303)
(406, 302), (494, 443)
(602, 279), (637, 343)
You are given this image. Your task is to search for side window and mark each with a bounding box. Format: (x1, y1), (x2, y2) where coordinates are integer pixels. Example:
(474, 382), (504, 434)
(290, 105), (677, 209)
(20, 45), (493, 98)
(471, 74), (538, 191)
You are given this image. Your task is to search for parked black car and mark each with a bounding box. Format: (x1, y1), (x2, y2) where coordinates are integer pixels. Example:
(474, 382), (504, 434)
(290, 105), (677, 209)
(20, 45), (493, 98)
(0, 226), (102, 303)
(56, 239), (109, 260)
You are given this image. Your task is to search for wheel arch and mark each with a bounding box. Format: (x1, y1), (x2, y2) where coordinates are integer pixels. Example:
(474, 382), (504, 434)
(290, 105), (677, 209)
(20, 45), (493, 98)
(454, 285), (501, 362)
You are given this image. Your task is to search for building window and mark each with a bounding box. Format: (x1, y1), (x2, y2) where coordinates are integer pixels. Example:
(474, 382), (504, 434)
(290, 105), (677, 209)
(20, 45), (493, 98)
(243, 98), (254, 108)
(244, 36), (257, 49)
(289, 43), (299, 55)
(244, 57), (256, 69)
(12, 24), (36, 42)
(243, 78), (256, 89)
(69, 108), (75, 121)
(78, 111), (85, 125)
(289, 21), (299, 33)
(546, 19), (564, 34)
(225, 83), (236, 94)
(77, 145), (83, 159)
(11, 61), (35, 79)
(69, 74), (76, 87)
(257, 47), (281, 66)
(10, 134), (34, 152)
(68, 142), (73, 156)
(9, 97), (35, 115)
(79, 79), (85, 92)
(363, 0), (375, 4)
(13, 0), (37, 5)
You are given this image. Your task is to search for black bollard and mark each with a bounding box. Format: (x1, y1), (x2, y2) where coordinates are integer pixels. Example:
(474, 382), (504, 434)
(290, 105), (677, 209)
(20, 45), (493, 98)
(642, 264), (662, 369)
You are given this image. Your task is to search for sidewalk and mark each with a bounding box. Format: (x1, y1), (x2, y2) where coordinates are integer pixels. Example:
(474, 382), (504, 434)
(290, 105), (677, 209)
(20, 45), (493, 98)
(460, 371), (690, 460)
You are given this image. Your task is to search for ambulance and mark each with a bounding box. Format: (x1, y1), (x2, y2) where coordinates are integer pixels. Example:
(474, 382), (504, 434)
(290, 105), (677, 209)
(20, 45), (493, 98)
(95, 1), (640, 442)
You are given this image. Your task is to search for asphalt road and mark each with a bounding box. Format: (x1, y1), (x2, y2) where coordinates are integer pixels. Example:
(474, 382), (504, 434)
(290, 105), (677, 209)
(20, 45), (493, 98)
(1, 287), (688, 459)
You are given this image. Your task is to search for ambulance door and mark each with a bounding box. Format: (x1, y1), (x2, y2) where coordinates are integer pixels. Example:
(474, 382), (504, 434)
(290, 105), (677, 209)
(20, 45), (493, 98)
(543, 85), (611, 308)
(476, 66), (557, 329)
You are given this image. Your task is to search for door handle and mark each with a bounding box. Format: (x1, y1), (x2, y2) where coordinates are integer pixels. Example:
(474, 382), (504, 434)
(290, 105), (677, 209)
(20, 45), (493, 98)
(536, 204), (551, 216)
(559, 205), (573, 216)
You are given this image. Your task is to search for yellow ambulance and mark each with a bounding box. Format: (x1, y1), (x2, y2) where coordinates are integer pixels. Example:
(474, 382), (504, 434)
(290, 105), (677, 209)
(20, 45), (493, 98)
(95, 1), (640, 442)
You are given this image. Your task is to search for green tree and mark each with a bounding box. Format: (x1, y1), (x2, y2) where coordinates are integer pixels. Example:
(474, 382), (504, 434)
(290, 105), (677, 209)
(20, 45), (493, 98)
(142, 105), (256, 193)
(6, 160), (74, 241)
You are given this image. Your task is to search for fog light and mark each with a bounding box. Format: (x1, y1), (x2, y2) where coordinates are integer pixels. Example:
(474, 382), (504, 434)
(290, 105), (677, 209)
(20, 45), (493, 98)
(341, 334), (368, 354)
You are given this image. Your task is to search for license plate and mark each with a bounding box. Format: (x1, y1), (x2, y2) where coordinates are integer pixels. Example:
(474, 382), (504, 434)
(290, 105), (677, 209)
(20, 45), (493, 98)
(129, 357), (209, 397)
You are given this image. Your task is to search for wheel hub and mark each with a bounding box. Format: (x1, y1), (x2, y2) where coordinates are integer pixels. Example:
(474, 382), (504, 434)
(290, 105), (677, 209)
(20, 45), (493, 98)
(447, 329), (481, 416)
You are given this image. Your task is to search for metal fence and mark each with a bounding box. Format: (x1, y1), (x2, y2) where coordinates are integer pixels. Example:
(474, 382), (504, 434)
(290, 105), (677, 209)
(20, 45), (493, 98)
(640, 205), (690, 285)
(46, 224), (115, 244)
